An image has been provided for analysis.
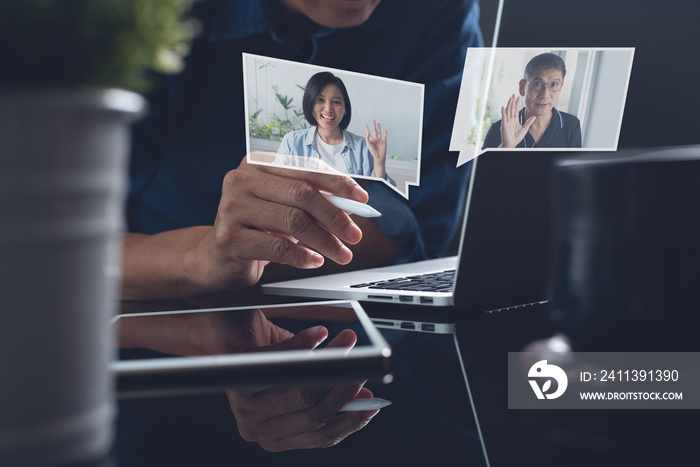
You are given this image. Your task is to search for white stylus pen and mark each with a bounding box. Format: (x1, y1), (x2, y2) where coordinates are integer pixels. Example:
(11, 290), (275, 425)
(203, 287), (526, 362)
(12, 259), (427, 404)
(339, 397), (392, 412)
(320, 191), (382, 218)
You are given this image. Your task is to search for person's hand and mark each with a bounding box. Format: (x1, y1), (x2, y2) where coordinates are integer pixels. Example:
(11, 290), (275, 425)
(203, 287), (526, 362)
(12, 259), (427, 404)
(188, 155), (369, 293)
(121, 153), (387, 300)
(219, 312), (379, 452)
(364, 120), (388, 179)
(499, 94), (535, 148)
(117, 308), (380, 452)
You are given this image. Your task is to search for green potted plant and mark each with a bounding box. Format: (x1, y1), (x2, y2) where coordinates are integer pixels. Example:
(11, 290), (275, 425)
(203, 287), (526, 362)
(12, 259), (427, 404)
(0, 1), (196, 465)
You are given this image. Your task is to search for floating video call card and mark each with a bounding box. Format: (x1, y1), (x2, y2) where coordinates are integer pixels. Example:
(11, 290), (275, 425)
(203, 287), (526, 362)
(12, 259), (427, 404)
(451, 48), (635, 166)
(243, 53), (424, 199)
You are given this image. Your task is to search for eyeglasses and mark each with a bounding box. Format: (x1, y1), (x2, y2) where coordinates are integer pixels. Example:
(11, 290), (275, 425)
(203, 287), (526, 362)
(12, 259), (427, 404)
(527, 80), (563, 93)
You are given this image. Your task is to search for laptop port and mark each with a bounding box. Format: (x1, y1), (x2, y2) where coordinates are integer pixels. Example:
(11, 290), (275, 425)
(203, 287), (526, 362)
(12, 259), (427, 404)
(421, 323), (436, 332)
(372, 320), (396, 327)
(399, 296), (414, 303)
(368, 295), (393, 300)
(419, 297), (434, 304)
(400, 322), (416, 330)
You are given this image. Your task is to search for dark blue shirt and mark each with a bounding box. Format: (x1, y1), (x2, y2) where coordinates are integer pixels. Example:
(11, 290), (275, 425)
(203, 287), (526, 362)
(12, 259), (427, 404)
(128, 0), (482, 264)
(482, 107), (582, 149)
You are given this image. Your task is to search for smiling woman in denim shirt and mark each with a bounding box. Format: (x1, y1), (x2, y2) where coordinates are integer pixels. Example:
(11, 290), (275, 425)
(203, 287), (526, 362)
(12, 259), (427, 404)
(276, 71), (395, 186)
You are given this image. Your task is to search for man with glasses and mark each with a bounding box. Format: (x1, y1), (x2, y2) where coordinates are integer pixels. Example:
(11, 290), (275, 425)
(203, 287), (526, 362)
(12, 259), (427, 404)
(483, 52), (582, 149)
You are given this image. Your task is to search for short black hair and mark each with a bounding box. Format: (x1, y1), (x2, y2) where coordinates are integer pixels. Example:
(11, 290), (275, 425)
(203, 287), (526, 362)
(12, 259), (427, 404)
(302, 71), (352, 130)
(524, 53), (566, 80)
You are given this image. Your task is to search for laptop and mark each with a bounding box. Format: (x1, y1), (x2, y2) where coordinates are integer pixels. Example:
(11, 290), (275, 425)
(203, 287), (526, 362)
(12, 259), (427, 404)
(262, 151), (556, 313)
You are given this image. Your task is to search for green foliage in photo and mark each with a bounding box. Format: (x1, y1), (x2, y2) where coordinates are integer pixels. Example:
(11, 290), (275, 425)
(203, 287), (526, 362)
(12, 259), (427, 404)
(249, 83), (308, 142)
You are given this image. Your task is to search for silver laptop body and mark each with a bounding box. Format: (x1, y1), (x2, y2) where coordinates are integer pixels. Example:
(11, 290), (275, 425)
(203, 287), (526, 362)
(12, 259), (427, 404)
(263, 152), (555, 311)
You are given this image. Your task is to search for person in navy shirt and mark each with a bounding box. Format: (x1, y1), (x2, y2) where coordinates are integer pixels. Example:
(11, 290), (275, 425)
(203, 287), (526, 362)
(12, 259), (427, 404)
(482, 53), (582, 149)
(124, 0), (482, 301)
(119, 0), (483, 459)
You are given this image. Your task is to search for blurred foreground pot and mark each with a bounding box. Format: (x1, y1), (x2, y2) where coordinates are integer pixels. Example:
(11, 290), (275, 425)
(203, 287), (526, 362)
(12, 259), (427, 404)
(0, 89), (144, 466)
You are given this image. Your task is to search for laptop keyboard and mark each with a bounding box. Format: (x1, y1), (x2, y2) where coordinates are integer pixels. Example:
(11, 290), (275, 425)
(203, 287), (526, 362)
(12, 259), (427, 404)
(349, 269), (455, 293)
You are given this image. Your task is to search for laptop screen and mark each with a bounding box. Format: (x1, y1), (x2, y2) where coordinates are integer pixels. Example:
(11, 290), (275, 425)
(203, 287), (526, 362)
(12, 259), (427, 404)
(453, 151), (557, 311)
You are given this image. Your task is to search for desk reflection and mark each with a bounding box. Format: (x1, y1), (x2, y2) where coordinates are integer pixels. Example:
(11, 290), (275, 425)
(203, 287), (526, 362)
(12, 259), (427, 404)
(114, 300), (487, 466)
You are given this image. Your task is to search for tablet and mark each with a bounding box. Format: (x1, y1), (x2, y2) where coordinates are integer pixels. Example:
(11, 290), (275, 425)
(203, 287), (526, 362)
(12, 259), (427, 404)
(110, 300), (392, 398)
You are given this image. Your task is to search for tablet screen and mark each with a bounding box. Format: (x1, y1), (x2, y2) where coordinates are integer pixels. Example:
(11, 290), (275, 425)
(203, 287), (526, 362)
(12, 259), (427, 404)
(110, 300), (392, 398)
